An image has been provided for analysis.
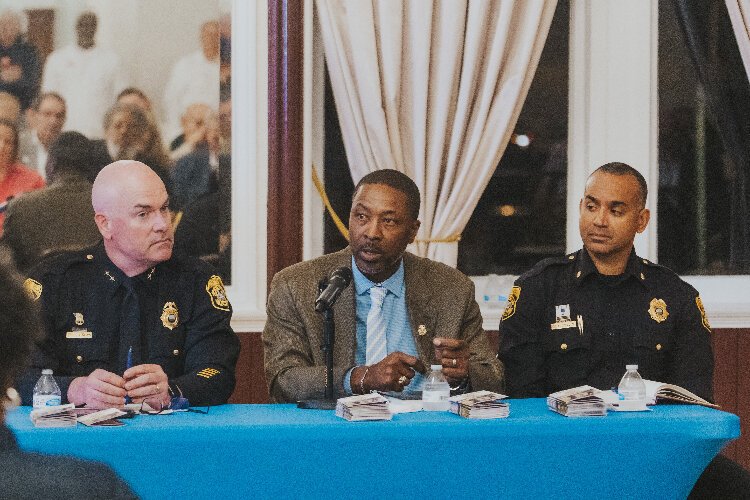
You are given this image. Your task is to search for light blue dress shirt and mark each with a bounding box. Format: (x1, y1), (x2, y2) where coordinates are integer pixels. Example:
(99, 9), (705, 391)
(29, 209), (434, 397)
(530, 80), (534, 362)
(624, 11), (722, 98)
(344, 257), (424, 394)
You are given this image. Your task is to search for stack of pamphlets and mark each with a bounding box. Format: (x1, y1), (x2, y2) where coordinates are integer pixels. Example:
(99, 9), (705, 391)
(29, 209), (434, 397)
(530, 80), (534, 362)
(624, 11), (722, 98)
(77, 408), (128, 426)
(335, 393), (392, 421)
(449, 390), (509, 419)
(547, 385), (607, 417)
(30, 403), (77, 428)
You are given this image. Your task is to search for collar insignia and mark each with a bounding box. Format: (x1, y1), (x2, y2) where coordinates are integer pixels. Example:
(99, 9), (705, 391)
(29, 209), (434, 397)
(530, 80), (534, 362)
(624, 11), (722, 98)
(73, 313), (84, 326)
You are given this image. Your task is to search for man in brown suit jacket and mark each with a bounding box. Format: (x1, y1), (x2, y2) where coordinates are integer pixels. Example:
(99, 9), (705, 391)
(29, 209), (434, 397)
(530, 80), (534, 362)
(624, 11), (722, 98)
(263, 169), (503, 402)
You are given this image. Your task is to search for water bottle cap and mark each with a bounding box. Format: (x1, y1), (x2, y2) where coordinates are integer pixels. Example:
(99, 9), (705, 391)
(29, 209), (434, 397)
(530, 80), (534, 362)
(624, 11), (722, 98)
(41, 369), (53, 375)
(430, 364), (442, 370)
(626, 364), (638, 370)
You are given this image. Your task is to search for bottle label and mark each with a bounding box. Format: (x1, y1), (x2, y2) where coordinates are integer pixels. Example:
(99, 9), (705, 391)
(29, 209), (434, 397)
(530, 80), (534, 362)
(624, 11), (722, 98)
(33, 394), (62, 408)
(422, 389), (449, 402)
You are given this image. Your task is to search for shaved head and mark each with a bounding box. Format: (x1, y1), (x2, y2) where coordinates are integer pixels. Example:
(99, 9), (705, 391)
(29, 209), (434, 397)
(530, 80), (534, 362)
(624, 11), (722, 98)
(92, 161), (173, 276)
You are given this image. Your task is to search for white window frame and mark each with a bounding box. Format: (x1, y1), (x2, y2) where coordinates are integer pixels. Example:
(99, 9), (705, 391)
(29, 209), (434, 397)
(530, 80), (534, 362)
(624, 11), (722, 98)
(226, 0), (268, 332)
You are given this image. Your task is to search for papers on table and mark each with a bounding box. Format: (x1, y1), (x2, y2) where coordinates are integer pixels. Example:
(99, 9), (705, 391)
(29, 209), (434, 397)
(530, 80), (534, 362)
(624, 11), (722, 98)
(449, 391), (509, 419)
(30, 404), (77, 428)
(336, 393), (392, 421)
(77, 408), (128, 426)
(547, 385), (607, 417)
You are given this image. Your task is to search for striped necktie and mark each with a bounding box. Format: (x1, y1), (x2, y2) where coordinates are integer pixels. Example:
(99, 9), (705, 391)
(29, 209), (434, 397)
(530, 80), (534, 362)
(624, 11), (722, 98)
(365, 285), (388, 365)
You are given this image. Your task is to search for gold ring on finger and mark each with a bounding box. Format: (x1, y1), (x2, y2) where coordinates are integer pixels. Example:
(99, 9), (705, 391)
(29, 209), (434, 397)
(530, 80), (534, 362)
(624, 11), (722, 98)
(398, 375), (408, 385)
(452, 358), (457, 367)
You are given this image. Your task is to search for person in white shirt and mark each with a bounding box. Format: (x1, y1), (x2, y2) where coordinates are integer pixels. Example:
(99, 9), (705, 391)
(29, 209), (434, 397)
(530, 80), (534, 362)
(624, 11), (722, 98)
(41, 12), (127, 139)
(18, 92), (66, 178)
(162, 20), (220, 143)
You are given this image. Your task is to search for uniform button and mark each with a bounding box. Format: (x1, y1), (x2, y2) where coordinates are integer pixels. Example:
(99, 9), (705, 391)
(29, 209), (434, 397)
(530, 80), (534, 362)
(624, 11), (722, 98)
(76, 355), (83, 363)
(173, 349), (180, 356)
(560, 343), (568, 350)
(656, 343), (662, 351)
(86, 254), (93, 260)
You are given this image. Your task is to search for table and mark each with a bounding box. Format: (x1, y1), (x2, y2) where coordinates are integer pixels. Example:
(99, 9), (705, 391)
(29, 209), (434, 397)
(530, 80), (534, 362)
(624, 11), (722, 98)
(7, 399), (739, 499)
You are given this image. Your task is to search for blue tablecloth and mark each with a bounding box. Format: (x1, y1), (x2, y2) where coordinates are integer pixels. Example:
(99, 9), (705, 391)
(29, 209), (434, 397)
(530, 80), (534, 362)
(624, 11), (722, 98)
(7, 399), (739, 499)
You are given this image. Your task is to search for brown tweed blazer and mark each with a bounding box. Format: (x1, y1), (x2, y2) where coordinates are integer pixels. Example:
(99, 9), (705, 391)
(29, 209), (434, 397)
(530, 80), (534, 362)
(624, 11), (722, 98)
(262, 248), (504, 402)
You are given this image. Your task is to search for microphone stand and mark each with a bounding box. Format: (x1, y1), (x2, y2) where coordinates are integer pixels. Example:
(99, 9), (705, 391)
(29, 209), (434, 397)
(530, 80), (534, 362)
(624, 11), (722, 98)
(298, 288), (337, 409)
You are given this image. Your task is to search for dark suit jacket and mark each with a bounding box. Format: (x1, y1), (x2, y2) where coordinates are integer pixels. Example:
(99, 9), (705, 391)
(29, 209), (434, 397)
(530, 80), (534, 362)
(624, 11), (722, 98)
(1, 174), (101, 272)
(262, 248), (504, 402)
(0, 423), (137, 499)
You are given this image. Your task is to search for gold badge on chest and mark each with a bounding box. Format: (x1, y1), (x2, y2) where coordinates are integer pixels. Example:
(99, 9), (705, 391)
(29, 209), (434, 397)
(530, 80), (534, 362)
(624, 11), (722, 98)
(648, 298), (669, 323)
(161, 302), (179, 330)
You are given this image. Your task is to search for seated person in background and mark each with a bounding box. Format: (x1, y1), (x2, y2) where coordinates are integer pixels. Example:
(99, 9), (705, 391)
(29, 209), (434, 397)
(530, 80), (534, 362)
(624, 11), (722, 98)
(171, 112), (224, 210)
(0, 9), (40, 111)
(0, 90), (20, 123)
(91, 103), (173, 193)
(498, 161), (750, 499)
(174, 155), (231, 278)
(169, 102), (213, 162)
(18, 92), (66, 179)
(116, 87), (152, 113)
(17, 160), (239, 408)
(2, 131), (101, 272)
(263, 169), (503, 402)
(0, 251), (136, 499)
(0, 118), (44, 236)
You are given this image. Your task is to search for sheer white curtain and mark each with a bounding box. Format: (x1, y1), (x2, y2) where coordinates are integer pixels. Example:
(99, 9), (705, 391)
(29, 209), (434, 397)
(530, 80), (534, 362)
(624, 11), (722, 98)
(727, 1), (750, 76)
(317, 0), (556, 265)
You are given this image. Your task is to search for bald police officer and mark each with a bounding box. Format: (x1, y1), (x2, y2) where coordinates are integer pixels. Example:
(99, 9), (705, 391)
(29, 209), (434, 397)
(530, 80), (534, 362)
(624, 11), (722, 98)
(18, 160), (239, 408)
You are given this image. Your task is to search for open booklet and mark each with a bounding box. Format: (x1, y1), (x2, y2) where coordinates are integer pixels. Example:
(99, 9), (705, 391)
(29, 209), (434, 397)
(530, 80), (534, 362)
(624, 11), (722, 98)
(641, 379), (719, 409)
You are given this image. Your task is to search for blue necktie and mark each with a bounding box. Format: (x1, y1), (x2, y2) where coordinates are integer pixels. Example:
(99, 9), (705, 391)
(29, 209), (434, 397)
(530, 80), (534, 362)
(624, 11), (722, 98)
(365, 286), (388, 365)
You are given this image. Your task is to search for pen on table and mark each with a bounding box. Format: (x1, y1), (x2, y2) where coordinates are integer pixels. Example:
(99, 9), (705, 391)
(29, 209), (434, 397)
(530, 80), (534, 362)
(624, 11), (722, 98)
(124, 346), (133, 404)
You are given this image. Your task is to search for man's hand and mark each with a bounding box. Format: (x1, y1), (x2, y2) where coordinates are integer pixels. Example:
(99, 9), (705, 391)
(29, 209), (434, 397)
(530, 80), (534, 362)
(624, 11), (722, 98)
(0, 62), (21, 83)
(353, 352), (426, 393)
(123, 364), (170, 408)
(67, 369), (127, 408)
(433, 337), (470, 385)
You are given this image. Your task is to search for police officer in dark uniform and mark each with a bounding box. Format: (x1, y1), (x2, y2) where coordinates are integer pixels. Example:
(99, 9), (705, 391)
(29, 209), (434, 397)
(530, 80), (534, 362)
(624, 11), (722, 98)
(499, 161), (750, 499)
(17, 160), (239, 408)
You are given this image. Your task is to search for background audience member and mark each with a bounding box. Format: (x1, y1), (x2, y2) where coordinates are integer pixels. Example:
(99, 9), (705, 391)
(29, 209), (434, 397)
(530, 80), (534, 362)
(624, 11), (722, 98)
(174, 155), (231, 278)
(169, 102), (213, 161)
(0, 119), (43, 236)
(171, 112), (223, 210)
(18, 92), (66, 178)
(0, 251), (137, 499)
(0, 9), (39, 111)
(0, 90), (20, 123)
(163, 20), (220, 142)
(116, 87), (152, 112)
(42, 11), (127, 139)
(91, 103), (173, 192)
(218, 88), (231, 155)
(2, 132), (100, 272)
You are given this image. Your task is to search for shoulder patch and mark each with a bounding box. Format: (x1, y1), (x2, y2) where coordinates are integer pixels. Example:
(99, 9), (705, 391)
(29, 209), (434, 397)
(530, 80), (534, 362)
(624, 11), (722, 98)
(24, 278), (42, 301)
(501, 286), (521, 321)
(696, 296), (711, 332)
(206, 275), (231, 311)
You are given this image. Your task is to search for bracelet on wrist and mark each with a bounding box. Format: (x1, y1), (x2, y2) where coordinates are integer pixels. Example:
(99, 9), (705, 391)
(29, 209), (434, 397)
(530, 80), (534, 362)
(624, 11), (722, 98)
(359, 366), (370, 394)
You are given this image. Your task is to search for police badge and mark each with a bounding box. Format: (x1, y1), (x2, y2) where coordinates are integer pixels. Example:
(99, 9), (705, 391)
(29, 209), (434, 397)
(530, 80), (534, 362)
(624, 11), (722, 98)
(206, 275), (231, 311)
(161, 302), (179, 330)
(648, 298), (669, 323)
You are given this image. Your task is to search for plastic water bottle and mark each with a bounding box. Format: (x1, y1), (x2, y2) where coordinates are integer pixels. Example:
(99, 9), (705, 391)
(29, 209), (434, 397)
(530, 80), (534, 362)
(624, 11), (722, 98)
(617, 364), (647, 411)
(32, 369), (62, 408)
(422, 365), (451, 411)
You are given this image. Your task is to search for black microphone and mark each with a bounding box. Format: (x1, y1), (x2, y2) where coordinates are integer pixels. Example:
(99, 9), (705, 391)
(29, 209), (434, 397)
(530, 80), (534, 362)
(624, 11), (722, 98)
(315, 267), (353, 312)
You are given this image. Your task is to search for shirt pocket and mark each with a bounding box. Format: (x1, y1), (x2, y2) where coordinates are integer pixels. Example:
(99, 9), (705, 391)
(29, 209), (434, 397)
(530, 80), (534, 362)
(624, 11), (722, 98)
(65, 337), (112, 375)
(147, 324), (185, 376)
(630, 327), (670, 361)
(543, 324), (592, 355)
